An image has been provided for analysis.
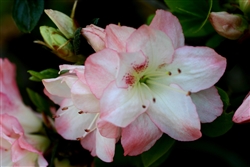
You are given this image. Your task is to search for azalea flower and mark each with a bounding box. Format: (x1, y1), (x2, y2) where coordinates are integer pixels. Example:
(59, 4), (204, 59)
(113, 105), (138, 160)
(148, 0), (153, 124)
(0, 113), (49, 167)
(0, 58), (43, 133)
(233, 92), (250, 123)
(83, 9), (226, 155)
(42, 65), (116, 162)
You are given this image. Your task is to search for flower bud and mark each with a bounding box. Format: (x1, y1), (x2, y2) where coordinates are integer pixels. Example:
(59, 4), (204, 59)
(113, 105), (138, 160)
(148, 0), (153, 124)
(81, 24), (106, 52)
(44, 9), (77, 39)
(239, 0), (250, 18)
(209, 11), (248, 40)
(39, 26), (78, 62)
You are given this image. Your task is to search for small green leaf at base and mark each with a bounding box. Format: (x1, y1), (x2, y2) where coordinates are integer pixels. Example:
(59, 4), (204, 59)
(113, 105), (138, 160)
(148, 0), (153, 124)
(26, 88), (51, 116)
(28, 68), (59, 82)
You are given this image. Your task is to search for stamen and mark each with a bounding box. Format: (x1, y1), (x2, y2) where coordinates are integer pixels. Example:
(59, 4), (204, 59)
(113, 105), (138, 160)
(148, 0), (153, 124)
(141, 83), (156, 103)
(186, 91), (191, 96)
(136, 83), (147, 109)
(178, 68), (181, 73)
(80, 113), (100, 138)
(54, 104), (75, 118)
(147, 80), (189, 95)
(62, 107), (68, 110)
(78, 111), (84, 114)
(76, 137), (82, 141)
(52, 114), (60, 118)
(168, 71), (172, 76)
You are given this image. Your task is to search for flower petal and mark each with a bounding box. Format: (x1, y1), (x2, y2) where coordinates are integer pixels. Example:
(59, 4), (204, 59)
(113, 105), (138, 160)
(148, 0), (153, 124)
(43, 88), (64, 105)
(233, 93), (250, 123)
(126, 25), (174, 69)
(85, 49), (119, 98)
(42, 75), (78, 98)
(105, 24), (135, 52)
(80, 129), (116, 162)
(59, 64), (85, 73)
(100, 81), (149, 127)
(116, 51), (147, 88)
(150, 9), (184, 49)
(121, 113), (162, 156)
(97, 119), (121, 138)
(163, 46), (226, 92)
(81, 24), (106, 52)
(54, 99), (97, 140)
(191, 86), (223, 123)
(147, 84), (201, 141)
(71, 80), (100, 113)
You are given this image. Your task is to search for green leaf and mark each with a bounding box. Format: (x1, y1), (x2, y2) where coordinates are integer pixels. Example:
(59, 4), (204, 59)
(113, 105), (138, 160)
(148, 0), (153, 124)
(28, 68), (59, 82)
(146, 14), (155, 25)
(201, 87), (232, 137)
(94, 143), (143, 167)
(92, 18), (100, 25)
(73, 27), (83, 56)
(26, 88), (51, 116)
(206, 34), (225, 48)
(201, 111), (234, 137)
(164, 0), (215, 37)
(12, 0), (44, 33)
(59, 69), (69, 75)
(216, 87), (230, 111)
(141, 134), (175, 167)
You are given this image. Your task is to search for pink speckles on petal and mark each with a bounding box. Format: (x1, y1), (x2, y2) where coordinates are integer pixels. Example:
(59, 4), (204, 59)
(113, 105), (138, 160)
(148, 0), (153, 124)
(124, 73), (135, 86)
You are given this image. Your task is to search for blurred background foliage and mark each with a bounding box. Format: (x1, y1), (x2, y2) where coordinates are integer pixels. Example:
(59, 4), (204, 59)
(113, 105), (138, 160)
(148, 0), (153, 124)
(0, 0), (250, 166)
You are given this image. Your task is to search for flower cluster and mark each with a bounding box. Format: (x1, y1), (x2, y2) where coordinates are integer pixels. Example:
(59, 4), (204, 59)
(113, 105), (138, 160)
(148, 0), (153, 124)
(41, 10), (228, 162)
(0, 58), (49, 166)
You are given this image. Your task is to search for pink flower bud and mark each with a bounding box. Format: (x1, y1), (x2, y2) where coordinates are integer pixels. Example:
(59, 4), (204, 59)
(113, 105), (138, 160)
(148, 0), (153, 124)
(81, 24), (106, 52)
(209, 11), (248, 40)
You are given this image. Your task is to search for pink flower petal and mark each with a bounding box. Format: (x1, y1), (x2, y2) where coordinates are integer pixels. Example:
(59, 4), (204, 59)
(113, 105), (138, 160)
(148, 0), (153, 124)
(233, 93), (250, 123)
(42, 75), (78, 98)
(71, 80), (100, 113)
(95, 129), (116, 162)
(1, 59), (42, 133)
(82, 24), (106, 52)
(191, 86), (223, 123)
(80, 129), (116, 162)
(126, 25), (174, 68)
(163, 46), (226, 93)
(121, 113), (162, 156)
(116, 51), (147, 88)
(100, 81), (149, 127)
(105, 24), (135, 52)
(97, 119), (121, 138)
(54, 99), (97, 140)
(43, 88), (64, 105)
(85, 48), (119, 98)
(0, 58), (21, 100)
(150, 9), (184, 49)
(147, 84), (201, 141)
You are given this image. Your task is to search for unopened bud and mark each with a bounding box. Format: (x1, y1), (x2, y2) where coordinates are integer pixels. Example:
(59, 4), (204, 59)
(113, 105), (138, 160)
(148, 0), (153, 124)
(239, 0), (250, 18)
(81, 24), (106, 52)
(209, 11), (248, 40)
(39, 26), (78, 62)
(44, 9), (77, 39)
